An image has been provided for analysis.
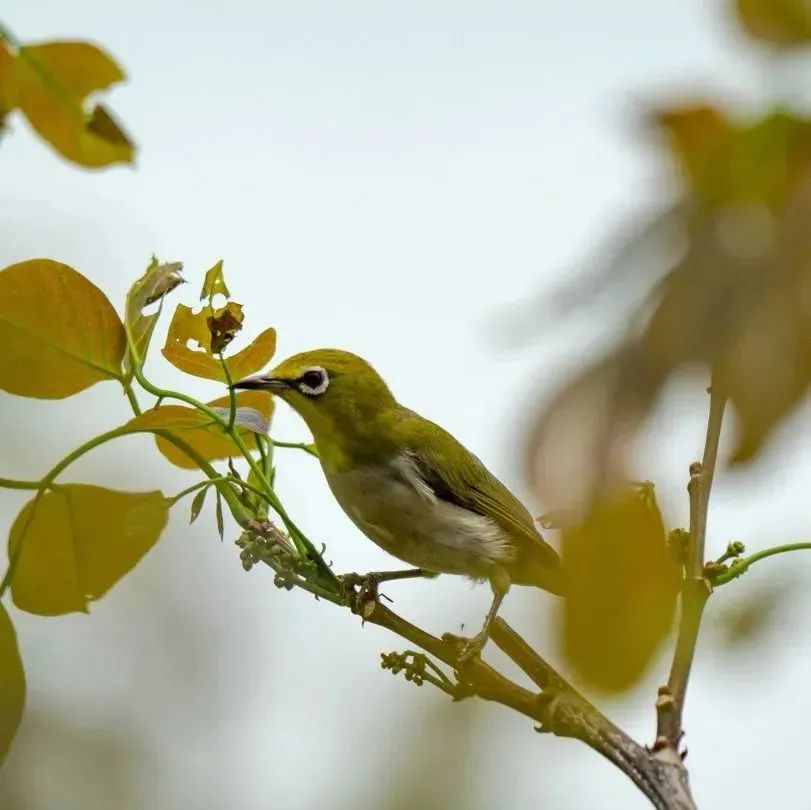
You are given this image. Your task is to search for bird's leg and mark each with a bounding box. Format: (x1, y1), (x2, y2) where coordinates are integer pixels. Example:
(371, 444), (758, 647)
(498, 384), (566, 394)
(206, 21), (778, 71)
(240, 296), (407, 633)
(445, 567), (510, 666)
(339, 568), (438, 614)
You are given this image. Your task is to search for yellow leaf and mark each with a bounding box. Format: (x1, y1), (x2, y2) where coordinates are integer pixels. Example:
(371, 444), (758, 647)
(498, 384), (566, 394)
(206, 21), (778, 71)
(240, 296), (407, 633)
(0, 259), (125, 398)
(561, 485), (680, 692)
(161, 301), (276, 381)
(0, 604), (25, 765)
(126, 389), (274, 469)
(735, 0), (811, 48)
(15, 40), (134, 167)
(0, 39), (17, 117)
(200, 259), (229, 301)
(9, 485), (169, 616)
(123, 257), (185, 376)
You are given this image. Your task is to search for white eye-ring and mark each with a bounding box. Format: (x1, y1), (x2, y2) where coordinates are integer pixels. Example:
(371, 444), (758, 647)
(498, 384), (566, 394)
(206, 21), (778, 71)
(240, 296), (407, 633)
(297, 366), (329, 396)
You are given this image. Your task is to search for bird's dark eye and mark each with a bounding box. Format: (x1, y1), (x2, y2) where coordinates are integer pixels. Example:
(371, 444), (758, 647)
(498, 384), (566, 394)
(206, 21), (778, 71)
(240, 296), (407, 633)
(297, 367), (329, 395)
(301, 370), (324, 387)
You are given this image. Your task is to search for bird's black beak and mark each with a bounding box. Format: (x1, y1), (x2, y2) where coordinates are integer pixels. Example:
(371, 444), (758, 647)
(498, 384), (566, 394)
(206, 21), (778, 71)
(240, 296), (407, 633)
(230, 375), (290, 393)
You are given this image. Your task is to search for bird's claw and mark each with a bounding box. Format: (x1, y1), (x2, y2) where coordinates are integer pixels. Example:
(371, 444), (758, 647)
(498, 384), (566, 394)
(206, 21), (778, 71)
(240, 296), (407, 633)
(442, 631), (488, 669)
(339, 572), (386, 618)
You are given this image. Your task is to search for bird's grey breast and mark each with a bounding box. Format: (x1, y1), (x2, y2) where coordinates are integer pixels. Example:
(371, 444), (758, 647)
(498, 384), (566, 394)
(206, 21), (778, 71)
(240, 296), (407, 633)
(324, 452), (514, 577)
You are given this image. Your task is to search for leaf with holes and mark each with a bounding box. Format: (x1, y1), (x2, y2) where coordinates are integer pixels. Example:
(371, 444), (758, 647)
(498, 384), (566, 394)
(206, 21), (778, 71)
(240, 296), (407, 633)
(125, 389), (273, 469)
(0, 259), (125, 398)
(0, 604), (25, 765)
(161, 301), (276, 382)
(9, 485), (170, 616)
(15, 40), (134, 167)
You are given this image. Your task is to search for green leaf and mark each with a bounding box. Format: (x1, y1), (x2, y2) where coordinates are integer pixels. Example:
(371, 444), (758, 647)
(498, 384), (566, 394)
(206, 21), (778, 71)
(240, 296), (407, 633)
(200, 259), (229, 301)
(0, 259), (126, 398)
(190, 487), (208, 524)
(0, 604), (25, 766)
(123, 257), (184, 378)
(561, 484), (680, 692)
(15, 40), (134, 167)
(9, 485), (170, 616)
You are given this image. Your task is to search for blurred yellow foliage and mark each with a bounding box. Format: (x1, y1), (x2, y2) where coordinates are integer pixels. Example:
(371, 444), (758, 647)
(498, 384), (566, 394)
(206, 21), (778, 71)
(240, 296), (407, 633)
(561, 485), (680, 692)
(10, 40), (133, 166)
(0, 605), (24, 765)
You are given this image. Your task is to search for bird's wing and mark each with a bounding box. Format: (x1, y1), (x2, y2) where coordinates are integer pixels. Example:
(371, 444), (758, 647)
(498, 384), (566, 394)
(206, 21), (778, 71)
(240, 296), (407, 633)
(398, 410), (560, 568)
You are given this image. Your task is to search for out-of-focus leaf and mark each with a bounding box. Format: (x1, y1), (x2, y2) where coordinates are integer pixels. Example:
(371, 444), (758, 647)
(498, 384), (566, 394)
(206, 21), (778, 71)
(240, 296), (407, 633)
(189, 487), (208, 524)
(126, 389), (274, 469)
(9, 485), (169, 616)
(527, 107), (811, 507)
(0, 259), (125, 398)
(735, 0), (811, 48)
(714, 583), (786, 646)
(123, 257), (184, 376)
(0, 604), (25, 765)
(15, 41), (134, 167)
(162, 300), (276, 382)
(561, 484), (680, 692)
(200, 259), (229, 301)
(658, 108), (805, 209)
(0, 40), (17, 128)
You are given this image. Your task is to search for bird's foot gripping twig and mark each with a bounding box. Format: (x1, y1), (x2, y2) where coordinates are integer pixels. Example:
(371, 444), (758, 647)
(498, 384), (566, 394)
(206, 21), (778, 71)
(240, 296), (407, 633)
(441, 630), (489, 670)
(339, 572), (391, 617)
(339, 568), (430, 617)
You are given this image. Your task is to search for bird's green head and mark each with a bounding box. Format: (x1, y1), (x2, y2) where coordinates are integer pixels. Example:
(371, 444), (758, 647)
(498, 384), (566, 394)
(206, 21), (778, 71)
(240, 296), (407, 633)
(231, 349), (397, 451)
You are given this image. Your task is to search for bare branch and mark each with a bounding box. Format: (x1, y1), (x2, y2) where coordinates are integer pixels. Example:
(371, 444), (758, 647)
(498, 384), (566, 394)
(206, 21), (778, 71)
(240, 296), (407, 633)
(653, 382), (726, 806)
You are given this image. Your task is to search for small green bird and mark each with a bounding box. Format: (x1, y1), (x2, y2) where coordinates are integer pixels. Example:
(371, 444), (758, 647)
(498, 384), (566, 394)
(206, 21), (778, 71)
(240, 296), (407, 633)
(233, 349), (564, 658)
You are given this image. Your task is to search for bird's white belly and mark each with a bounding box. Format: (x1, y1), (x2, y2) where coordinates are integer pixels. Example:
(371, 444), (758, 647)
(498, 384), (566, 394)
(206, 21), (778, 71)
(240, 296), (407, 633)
(325, 462), (513, 578)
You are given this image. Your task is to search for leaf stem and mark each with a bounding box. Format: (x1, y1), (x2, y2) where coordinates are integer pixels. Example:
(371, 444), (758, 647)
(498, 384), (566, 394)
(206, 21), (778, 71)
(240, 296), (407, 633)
(218, 355), (237, 432)
(0, 478), (41, 490)
(122, 381), (142, 415)
(271, 439), (318, 457)
(170, 476), (230, 506)
(714, 542), (811, 585)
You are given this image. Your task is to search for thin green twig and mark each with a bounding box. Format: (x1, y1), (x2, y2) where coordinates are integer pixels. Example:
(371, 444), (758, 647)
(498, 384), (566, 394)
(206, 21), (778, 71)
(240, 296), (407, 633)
(271, 439), (318, 457)
(714, 542), (811, 585)
(219, 355), (238, 432)
(170, 476), (231, 506)
(123, 381), (142, 415)
(0, 478), (41, 491)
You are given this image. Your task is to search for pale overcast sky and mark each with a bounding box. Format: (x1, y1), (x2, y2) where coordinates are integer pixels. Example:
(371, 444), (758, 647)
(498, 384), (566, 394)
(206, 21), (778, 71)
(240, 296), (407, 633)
(1, 2), (809, 809)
